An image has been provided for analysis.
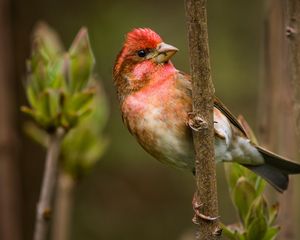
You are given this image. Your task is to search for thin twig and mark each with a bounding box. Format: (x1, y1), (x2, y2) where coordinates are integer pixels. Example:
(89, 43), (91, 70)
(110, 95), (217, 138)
(33, 128), (65, 240)
(52, 172), (75, 240)
(184, 0), (221, 239)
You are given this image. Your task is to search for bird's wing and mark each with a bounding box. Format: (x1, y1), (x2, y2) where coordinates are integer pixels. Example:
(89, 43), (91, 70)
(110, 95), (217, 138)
(213, 97), (247, 137)
(177, 71), (248, 137)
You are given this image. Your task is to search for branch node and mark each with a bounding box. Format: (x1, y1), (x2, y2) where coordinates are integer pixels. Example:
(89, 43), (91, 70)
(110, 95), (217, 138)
(213, 226), (223, 236)
(187, 112), (208, 131)
(42, 208), (52, 220)
(286, 26), (297, 38)
(192, 194), (219, 224)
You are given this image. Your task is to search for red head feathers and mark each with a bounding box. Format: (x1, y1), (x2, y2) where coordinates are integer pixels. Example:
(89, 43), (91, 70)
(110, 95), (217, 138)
(114, 28), (163, 72)
(124, 28), (162, 53)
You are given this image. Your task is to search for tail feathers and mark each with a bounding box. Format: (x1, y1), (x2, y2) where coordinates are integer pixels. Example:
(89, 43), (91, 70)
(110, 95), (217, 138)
(244, 146), (300, 193)
(245, 164), (288, 192)
(257, 146), (300, 174)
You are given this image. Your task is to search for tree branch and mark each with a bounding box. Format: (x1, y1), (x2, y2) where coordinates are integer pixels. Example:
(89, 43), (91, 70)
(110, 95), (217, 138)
(184, 0), (221, 239)
(287, 0), (300, 133)
(0, 0), (22, 239)
(260, 1), (298, 239)
(284, 1), (300, 237)
(52, 172), (75, 240)
(33, 128), (65, 240)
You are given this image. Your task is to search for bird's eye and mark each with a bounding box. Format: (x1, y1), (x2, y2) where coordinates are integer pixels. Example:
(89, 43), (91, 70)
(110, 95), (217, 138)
(137, 49), (147, 58)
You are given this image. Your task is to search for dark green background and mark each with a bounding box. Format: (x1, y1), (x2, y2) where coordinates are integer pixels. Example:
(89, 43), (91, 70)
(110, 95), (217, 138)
(13, 0), (263, 239)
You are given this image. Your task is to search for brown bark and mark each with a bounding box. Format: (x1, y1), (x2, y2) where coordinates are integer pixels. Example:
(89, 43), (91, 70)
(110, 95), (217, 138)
(0, 0), (22, 239)
(259, 0), (298, 239)
(285, 0), (300, 237)
(33, 129), (65, 240)
(287, 0), (300, 131)
(184, 0), (220, 239)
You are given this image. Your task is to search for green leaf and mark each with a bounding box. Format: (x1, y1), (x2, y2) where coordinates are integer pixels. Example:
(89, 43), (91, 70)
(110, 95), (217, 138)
(47, 89), (61, 121)
(32, 22), (64, 61)
(262, 226), (280, 240)
(26, 83), (38, 109)
(20, 106), (35, 118)
(63, 89), (95, 114)
(225, 163), (245, 192)
(36, 91), (51, 119)
(23, 122), (49, 147)
(68, 27), (95, 92)
(254, 177), (266, 196)
(246, 214), (267, 240)
(268, 203), (279, 225)
(246, 196), (269, 228)
(46, 59), (66, 89)
(233, 177), (256, 222)
(221, 223), (245, 240)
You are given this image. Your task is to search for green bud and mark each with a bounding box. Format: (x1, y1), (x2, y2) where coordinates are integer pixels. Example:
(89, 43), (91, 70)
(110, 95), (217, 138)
(246, 214), (267, 240)
(68, 27), (95, 93)
(233, 176), (256, 222)
(246, 196), (269, 228)
(31, 22), (64, 62)
(268, 203), (279, 225)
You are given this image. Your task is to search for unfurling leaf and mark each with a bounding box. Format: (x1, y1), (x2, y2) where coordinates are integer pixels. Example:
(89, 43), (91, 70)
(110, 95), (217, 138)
(246, 214), (267, 240)
(31, 22), (64, 61)
(68, 27), (95, 93)
(233, 176), (256, 222)
(262, 226), (280, 240)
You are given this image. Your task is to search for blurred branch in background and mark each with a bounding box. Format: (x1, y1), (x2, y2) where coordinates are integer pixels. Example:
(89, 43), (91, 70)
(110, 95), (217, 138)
(0, 0), (22, 239)
(52, 85), (108, 240)
(285, 0), (300, 237)
(22, 23), (108, 240)
(259, 1), (298, 239)
(22, 22), (107, 240)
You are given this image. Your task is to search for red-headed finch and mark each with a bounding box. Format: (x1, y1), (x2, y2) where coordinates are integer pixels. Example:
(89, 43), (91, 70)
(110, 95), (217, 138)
(113, 28), (300, 192)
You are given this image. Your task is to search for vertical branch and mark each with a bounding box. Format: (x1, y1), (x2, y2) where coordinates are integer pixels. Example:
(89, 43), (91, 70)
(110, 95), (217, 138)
(0, 0), (22, 239)
(287, 0), (300, 132)
(260, 0), (299, 239)
(52, 172), (75, 240)
(33, 128), (65, 240)
(184, 0), (220, 239)
(285, 0), (300, 237)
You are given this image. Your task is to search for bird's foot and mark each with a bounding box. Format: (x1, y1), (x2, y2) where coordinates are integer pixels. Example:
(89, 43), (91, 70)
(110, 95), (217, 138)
(192, 194), (219, 225)
(187, 112), (208, 131)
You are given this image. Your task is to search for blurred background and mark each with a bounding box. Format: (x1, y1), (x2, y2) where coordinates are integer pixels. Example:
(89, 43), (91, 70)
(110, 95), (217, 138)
(0, 0), (275, 239)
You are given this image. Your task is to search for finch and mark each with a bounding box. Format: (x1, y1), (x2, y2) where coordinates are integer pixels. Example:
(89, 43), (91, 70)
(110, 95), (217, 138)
(113, 28), (300, 192)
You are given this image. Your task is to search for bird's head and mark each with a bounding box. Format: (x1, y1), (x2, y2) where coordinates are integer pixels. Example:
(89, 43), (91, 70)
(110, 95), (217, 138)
(113, 28), (178, 100)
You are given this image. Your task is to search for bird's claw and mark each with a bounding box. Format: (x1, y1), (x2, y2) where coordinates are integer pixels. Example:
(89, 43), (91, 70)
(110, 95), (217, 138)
(192, 195), (219, 224)
(187, 112), (208, 131)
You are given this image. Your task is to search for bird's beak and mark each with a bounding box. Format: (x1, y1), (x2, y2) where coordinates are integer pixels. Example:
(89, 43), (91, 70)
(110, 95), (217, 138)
(154, 42), (178, 63)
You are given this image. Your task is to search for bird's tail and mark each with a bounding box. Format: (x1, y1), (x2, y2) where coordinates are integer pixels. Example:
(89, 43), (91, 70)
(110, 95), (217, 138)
(244, 146), (300, 192)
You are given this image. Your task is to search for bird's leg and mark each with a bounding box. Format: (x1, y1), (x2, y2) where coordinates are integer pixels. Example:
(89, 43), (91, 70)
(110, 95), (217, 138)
(192, 192), (219, 225)
(187, 112), (208, 131)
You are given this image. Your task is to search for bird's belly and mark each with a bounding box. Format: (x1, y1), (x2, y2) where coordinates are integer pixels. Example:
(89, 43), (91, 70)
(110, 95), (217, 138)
(122, 91), (195, 170)
(135, 108), (195, 170)
(133, 108), (235, 169)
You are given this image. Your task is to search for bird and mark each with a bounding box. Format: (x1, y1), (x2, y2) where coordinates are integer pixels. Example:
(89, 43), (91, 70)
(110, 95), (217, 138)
(113, 28), (300, 192)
